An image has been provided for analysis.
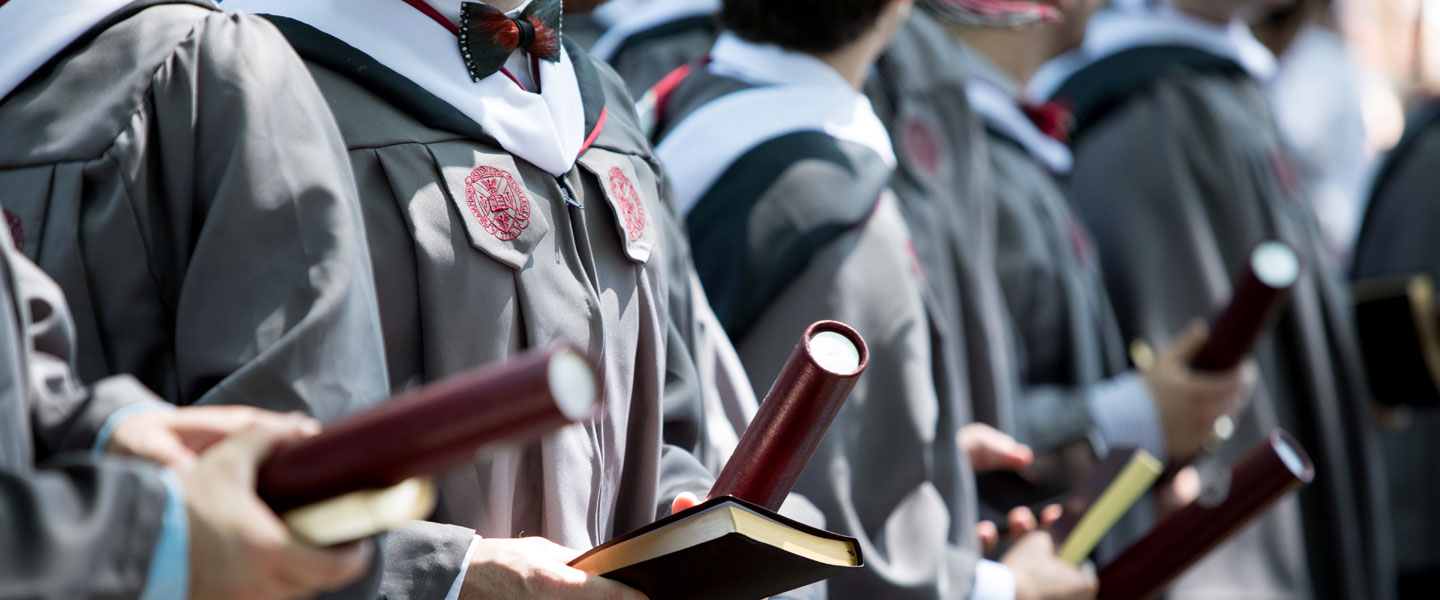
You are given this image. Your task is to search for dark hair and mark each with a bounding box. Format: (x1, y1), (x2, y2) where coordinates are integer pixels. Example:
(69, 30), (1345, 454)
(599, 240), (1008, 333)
(720, 0), (892, 54)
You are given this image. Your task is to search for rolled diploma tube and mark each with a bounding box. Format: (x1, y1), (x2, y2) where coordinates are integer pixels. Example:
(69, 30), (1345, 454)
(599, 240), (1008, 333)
(1097, 430), (1315, 600)
(259, 343), (599, 514)
(708, 321), (869, 511)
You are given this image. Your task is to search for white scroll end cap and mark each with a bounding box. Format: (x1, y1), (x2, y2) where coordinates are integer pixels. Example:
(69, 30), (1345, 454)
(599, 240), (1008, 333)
(809, 330), (862, 375)
(549, 349), (598, 420)
(1252, 242), (1300, 288)
(1275, 436), (1307, 478)
(1213, 415), (1235, 440)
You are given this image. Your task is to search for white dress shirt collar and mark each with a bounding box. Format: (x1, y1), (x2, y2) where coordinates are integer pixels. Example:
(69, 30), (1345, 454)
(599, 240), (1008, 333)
(224, 0), (585, 176)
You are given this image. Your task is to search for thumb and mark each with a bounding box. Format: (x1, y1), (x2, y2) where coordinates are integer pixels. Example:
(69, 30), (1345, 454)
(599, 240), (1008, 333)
(203, 419), (310, 481)
(1163, 320), (1210, 364)
(172, 406), (319, 455)
(135, 434), (200, 468)
(1021, 529), (1057, 554)
(963, 424), (1033, 472)
(670, 492), (701, 515)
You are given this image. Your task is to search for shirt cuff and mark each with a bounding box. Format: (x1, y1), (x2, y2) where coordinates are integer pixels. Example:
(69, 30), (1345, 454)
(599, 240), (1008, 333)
(1085, 372), (1166, 462)
(968, 559), (1016, 600)
(442, 537), (481, 600)
(139, 468), (189, 600)
(92, 402), (176, 455)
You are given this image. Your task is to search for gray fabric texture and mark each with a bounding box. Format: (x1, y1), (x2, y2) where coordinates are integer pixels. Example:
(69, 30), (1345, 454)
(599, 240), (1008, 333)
(0, 5), (393, 598)
(0, 3), (391, 423)
(0, 218), (176, 599)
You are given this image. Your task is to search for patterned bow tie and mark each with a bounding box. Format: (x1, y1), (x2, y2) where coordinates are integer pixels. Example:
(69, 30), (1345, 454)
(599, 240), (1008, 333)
(1020, 100), (1074, 145)
(459, 0), (563, 83)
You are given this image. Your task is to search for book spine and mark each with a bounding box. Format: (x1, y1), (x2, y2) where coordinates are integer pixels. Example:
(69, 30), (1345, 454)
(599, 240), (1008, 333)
(1189, 241), (1299, 371)
(709, 321), (868, 511)
(258, 343), (597, 512)
(1097, 430), (1314, 600)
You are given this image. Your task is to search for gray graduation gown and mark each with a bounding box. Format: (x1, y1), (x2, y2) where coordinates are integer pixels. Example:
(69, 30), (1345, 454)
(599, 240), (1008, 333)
(268, 20), (715, 600)
(866, 13), (1025, 442)
(985, 128), (1132, 446)
(1350, 99), (1440, 586)
(0, 221), (182, 599)
(961, 52), (1155, 556)
(1063, 52), (1393, 600)
(0, 1), (390, 424)
(661, 67), (984, 599)
(869, 16), (1147, 557)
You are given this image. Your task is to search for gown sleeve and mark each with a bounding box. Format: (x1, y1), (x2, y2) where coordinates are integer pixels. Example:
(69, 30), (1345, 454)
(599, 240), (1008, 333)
(154, 12), (390, 421)
(0, 226), (180, 600)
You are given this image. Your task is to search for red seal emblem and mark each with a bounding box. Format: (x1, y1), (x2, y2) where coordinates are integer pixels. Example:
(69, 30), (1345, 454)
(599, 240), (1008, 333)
(607, 167), (646, 242)
(3, 209), (22, 251)
(901, 118), (942, 176)
(464, 166), (531, 241)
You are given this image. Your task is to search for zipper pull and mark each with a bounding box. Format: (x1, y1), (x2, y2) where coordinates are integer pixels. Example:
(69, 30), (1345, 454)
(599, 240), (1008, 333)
(558, 180), (581, 208)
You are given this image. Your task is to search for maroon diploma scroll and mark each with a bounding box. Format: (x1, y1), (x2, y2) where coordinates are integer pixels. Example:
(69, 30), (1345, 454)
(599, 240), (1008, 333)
(1189, 241), (1301, 371)
(709, 321), (869, 511)
(258, 344), (600, 512)
(1097, 430), (1315, 600)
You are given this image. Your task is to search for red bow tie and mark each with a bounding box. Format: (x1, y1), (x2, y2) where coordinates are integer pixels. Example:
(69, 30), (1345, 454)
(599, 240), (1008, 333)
(1020, 100), (1074, 145)
(400, 0), (562, 83)
(459, 1), (562, 82)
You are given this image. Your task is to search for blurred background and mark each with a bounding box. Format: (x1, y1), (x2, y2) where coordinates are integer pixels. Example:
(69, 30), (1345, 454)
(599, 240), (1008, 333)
(1268, 0), (1437, 264)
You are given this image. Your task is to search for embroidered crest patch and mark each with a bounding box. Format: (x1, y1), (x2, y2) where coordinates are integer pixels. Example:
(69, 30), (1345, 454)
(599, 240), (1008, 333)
(607, 167), (646, 242)
(464, 166), (531, 241)
(901, 117), (943, 176)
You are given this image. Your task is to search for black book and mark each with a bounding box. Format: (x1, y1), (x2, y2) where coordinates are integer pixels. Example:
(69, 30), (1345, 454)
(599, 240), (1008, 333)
(570, 495), (862, 600)
(1353, 274), (1440, 406)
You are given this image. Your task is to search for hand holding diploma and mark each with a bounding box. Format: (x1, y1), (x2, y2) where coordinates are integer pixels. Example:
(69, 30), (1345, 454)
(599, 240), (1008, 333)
(460, 538), (646, 600)
(108, 405), (319, 468)
(178, 419), (374, 600)
(1140, 321), (1256, 462)
(1003, 532), (1098, 600)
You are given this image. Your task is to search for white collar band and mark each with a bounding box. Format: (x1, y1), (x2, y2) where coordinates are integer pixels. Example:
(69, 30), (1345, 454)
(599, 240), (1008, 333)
(657, 33), (895, 215)
(957, 43), (1073, 174)
(590, 0), (719, 61)
(967, 81), (1073, 174)
(0, 0), (137, 103)
(224, 0), (586, 176)
(1030, 5), (1277, 100)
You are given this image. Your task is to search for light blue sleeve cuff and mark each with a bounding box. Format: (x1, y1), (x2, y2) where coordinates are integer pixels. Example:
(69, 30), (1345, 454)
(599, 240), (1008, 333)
(968, 559), (1016, 600)
(140, 468), (189, 600)
(1085, 372), (1166, 463)
(92, 402), (176, 455)
(442, 537), (481, 600)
